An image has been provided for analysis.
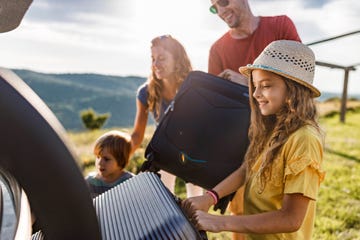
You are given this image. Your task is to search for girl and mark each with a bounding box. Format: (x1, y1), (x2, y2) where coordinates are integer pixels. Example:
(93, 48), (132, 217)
(182, 40), (325, 239)
(130, 35), (203, 197)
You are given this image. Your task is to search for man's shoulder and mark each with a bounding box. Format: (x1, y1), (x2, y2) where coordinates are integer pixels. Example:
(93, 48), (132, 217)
(260, 15), (293, 25)
(211, 31), (231, 48)
(259, 15), (300, 40)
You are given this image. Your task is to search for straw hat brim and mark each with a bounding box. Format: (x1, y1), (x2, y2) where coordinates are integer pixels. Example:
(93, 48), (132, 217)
(239, 64), (321, 98)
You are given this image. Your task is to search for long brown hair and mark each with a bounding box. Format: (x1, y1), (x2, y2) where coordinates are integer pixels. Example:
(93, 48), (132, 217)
(147, 35), (192, 120)
(244, 74), (322, 192)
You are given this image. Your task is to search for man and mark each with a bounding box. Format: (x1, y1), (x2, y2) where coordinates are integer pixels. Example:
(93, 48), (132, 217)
(209, 0), (301, 86)
(208, 0), (301, 239)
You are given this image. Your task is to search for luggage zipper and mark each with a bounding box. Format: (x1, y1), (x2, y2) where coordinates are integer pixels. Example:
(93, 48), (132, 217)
(164, 100), (175, 115)
(180, 152), (207, 164)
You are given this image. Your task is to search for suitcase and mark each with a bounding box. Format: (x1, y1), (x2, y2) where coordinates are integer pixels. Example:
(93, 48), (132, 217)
(32, 173), (205, 240)
(142, 71), (250, 211)
(94, 172), (206, 240)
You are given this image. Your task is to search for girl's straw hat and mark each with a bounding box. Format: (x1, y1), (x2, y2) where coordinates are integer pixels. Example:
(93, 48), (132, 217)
(239, 40), (320, 97)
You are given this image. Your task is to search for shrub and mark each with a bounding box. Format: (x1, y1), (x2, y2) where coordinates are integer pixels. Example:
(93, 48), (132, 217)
(80, 108), (110, 130)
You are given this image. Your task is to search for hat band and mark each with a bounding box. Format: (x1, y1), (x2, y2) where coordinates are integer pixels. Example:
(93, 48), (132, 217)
(248, 64), (286, 75)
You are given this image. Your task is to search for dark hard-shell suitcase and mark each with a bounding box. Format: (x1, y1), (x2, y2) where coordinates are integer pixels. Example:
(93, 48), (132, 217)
(143, 71), (250, 211)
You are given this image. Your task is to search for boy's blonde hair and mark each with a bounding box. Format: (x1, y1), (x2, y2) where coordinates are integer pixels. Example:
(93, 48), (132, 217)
(93, 130), (131, 168)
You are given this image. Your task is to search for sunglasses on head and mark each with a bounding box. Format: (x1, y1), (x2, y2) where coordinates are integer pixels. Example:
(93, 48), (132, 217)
(210, 0), (230, 14)
(158, 34), (171, 40)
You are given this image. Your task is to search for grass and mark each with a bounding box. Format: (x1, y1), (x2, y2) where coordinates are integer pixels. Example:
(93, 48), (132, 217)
(315, 108), (360, 239)
(67, 99), (360, 240)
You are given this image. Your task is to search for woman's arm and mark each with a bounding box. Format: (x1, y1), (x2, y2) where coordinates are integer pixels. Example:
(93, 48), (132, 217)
(194, 193), (310, 234)
(130, 99), (148, 156)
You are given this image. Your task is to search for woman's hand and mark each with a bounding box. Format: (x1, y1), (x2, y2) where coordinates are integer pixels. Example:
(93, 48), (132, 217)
(219, 69), (248, 86)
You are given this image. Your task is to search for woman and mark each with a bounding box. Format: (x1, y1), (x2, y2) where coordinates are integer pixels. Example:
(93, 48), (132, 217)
(182, 40), (325, 239)
(131, 35), (203, 197)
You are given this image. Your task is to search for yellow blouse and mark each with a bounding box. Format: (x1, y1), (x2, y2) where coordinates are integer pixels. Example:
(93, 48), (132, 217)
(244, 125), (325, 240)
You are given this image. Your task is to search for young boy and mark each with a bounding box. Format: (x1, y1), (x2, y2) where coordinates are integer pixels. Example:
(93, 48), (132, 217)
(86, 130), (134, 198)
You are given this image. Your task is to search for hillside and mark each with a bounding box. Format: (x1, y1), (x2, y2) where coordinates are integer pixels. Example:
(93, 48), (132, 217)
(13, 69), (148, 130)
(12, 69), (360, 131)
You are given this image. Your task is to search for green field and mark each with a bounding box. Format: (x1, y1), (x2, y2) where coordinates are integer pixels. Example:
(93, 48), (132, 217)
(315, 108), (360, 239)
(68, 104), (360, 239)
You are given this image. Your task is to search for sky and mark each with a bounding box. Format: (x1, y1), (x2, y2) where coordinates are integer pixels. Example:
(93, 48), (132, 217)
(0, 0), (359, 94)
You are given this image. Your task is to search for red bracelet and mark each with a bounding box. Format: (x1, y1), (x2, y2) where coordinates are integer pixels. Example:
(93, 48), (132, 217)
(206, 189), (219, 205)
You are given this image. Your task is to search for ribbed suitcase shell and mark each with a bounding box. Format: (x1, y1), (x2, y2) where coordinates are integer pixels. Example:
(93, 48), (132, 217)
(93, 172), (203, 240)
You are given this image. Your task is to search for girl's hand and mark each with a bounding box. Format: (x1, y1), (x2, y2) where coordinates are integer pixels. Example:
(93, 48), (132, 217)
(181, 194), (213, 219)
(192, 210), (224, 232)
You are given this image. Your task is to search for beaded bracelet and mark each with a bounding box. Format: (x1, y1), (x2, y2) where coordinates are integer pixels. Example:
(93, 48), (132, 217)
(206, 189), (219, 205)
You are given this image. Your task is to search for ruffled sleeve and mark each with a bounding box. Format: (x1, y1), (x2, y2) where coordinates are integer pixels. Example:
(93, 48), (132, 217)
(282, 126), (325, 200)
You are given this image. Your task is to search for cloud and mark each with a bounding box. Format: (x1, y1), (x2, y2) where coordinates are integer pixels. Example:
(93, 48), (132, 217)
(26, 0), (132, 24)
(301, 0), (330, 8)
(1, 0), (359, 93)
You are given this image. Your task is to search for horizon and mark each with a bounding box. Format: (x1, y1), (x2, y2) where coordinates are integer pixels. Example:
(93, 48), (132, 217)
(1, 0), (360, 94)
(14, 68), (360, 98)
